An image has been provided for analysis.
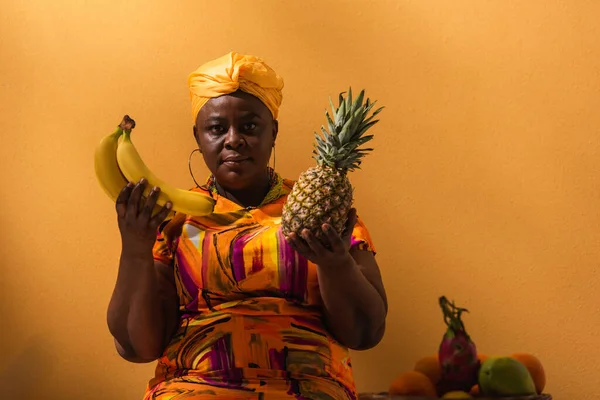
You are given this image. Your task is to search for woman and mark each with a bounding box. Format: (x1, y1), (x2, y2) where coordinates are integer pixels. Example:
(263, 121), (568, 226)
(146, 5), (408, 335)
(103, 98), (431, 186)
(107, 51), (388, 400)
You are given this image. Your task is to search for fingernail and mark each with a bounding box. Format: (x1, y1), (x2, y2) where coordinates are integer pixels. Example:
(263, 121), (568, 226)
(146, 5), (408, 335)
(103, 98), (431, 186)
(166, 202), (172, 209)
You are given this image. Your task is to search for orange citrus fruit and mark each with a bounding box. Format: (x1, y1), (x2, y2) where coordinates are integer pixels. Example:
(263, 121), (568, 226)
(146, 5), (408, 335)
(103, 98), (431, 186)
(469, 384), (480, 396)
(414, 355), (442, 385)
(510, 352), (546, 393)
(389, 371), (438, 396)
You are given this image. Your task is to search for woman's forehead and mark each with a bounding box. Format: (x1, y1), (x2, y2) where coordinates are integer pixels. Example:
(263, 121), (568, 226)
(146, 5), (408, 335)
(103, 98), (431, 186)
(202, 91), (268, 114)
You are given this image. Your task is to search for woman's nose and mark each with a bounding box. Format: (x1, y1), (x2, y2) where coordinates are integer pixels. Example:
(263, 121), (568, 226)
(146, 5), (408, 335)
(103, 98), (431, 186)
(224, 127), (245, 149)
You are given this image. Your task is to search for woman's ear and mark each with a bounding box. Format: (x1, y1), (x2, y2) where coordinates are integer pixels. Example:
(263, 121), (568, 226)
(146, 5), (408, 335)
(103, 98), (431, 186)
(193, 125), (203, 153)
(272, 120), (279, 143)
(193, 124), (198, 142)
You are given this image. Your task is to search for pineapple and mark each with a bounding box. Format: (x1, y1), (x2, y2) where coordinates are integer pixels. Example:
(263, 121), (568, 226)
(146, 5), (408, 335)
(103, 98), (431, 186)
(281, 88), (384, 243)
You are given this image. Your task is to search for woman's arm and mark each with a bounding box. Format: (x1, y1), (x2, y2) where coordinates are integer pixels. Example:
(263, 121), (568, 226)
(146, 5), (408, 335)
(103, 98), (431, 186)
(106, 179), (179, 362)
(285, 208), (388, 350)
(316, 248), (387, 350)
(107, 258), (179, 362)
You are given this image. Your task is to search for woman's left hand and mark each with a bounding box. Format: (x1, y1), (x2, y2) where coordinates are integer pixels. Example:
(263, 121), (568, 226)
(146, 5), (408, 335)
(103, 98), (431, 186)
(285, 208), (358, 269)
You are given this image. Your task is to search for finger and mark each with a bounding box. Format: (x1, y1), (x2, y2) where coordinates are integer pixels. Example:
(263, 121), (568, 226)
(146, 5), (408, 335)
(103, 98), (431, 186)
(284, 234), (297, 251)
(323, 223), (345, 252)
(116, 182), (134, 218)
(301, 229), (326, 257)
(283, 232), (294, 245)
(288, 232), (314, 257)
(348, 208), (358, 224)
(141, 186), (161, 219)
(149, 201), (173, 229)
(126, 178), (146, 222)
(342, 208), (358, 241)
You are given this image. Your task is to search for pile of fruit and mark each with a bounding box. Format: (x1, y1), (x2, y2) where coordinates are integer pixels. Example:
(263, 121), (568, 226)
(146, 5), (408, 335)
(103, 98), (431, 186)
(388, 296), (547, 399)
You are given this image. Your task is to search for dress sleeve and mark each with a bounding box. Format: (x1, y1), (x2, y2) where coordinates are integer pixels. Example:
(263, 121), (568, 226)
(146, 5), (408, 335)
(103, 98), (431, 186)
(152, 213), (185, 266)
(350, 214), (376, 254)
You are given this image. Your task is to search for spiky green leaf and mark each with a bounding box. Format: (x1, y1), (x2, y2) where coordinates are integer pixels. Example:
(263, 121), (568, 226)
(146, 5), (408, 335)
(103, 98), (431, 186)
(351, 90), (365, 114)
(347, 87), (353, 111)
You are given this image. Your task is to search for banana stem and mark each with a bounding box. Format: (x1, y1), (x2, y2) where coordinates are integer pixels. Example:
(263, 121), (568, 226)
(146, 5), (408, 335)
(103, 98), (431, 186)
(119, 115), (136, 132)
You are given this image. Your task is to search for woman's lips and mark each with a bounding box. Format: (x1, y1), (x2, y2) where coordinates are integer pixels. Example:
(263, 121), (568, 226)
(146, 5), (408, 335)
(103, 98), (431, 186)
(222, 157), (250, 166)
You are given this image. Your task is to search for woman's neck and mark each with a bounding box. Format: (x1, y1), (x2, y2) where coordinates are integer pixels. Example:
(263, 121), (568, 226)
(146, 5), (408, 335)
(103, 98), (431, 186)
(214, 175), (272, 209)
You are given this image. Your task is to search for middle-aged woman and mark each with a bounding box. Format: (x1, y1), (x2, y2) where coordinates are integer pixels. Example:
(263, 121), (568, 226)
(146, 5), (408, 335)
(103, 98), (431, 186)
(107, 51), (388, 400)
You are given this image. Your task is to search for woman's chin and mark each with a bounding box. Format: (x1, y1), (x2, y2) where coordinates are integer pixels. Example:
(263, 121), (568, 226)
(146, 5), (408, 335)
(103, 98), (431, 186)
(216, 169), (258, 190)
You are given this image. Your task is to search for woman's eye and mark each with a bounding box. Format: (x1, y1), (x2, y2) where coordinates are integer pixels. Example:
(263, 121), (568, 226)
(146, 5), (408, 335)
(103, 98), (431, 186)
(243, 123), (257, 131)
(209, 125), (224, 134)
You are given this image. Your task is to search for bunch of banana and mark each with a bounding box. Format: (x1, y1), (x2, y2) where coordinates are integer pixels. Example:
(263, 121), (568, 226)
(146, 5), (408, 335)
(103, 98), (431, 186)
(94, 115), (216, 217)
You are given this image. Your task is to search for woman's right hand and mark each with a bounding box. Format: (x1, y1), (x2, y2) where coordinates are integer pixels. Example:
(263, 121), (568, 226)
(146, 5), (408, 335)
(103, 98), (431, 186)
(116, 178), (172, 254)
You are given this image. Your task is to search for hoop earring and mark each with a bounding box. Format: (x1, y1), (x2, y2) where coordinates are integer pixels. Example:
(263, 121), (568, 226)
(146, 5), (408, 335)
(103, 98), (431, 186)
(271, 144), (276, 171)
(188, 148), (202, 188)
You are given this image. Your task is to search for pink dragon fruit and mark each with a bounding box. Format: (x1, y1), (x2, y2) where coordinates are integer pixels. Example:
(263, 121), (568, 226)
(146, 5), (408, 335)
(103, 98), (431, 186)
(436, 296), (480, 395)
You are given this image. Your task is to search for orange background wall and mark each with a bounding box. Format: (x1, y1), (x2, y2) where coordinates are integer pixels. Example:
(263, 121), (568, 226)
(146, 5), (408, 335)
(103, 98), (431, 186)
(2, 1), (599, 399)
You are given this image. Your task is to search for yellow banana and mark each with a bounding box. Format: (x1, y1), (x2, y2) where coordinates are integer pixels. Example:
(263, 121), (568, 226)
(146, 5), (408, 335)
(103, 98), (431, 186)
(94, 125), (129, 202)
(94, 117), (178, 218)
(115, 125), (216, 217)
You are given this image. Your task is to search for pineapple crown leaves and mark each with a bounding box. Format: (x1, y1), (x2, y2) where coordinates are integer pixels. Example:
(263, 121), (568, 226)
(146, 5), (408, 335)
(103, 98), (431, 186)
(312, 87), (384, 172)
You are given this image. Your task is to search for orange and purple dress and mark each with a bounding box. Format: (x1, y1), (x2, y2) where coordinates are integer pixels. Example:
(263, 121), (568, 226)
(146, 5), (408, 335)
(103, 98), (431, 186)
(145, 172), (376, 400)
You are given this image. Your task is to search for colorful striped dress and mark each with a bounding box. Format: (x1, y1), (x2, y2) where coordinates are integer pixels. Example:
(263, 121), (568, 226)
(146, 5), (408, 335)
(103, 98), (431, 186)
(145, 172), (376, 400)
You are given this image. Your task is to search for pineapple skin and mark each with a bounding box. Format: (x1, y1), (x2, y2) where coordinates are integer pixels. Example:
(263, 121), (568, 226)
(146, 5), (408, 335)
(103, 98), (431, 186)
(281, 165), (354, 243)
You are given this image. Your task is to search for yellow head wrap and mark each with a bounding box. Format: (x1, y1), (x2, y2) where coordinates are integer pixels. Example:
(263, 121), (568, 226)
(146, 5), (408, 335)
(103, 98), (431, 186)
(187, 51), (284, 123)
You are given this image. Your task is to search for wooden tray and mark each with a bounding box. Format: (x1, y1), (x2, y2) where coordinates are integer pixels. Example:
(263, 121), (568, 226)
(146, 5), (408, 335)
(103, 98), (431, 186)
(358, 393), (552, 400)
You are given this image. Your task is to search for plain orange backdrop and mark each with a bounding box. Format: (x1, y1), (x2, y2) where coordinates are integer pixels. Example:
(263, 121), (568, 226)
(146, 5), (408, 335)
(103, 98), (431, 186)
(1, 1), (599, 399)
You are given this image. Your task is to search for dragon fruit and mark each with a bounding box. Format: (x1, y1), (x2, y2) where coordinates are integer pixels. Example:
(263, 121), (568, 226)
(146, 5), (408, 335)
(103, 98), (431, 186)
(436, 296), (480, 395)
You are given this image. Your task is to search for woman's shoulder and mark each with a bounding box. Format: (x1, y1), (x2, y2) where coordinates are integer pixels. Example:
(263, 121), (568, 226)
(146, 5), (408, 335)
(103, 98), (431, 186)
(281, 178), (296, 192)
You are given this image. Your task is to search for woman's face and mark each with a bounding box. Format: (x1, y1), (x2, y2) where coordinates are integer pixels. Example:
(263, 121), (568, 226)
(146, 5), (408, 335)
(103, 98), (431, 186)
(194, 91), (278, 191)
